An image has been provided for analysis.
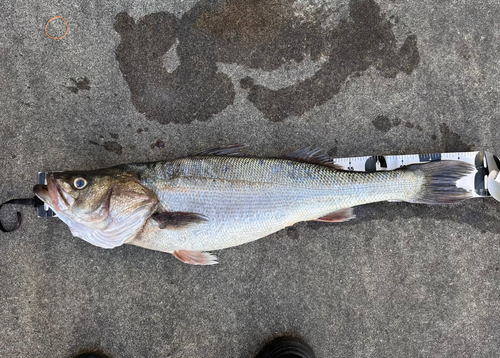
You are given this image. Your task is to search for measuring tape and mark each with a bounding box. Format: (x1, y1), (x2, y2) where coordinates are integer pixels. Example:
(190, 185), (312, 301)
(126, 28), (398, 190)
(36, 151), (500, 218)
(332, 151), (500, 200)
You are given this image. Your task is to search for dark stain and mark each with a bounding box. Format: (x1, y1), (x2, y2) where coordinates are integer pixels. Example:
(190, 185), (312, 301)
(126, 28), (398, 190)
(416, 125), (423, 131)
(392, 117), (401, 126)
(114, 0), (419, 123)
(328, 147), (338, 157)
(103, 141), (123, 155)
(431, 134), (437, 140)
(240, 0), (420, 121)
(114, 10), (234, 124)
(195, 0), (329, 71)
(285, 226), (300, 240)
(239, 76), (255, 89)
(89, 139), (123, 155)
(372, 115), (393, 132)
(439, 123), (473, 152)
(305, 200), (500, 235)
(156, 140), (165, 149)
(404, 122), (414, 129)
(109, 133), (119, 139)
(67, 77), (91, 94)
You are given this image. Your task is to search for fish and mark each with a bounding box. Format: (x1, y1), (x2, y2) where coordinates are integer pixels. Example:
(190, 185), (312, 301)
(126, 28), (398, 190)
(34, 146), (475, 265)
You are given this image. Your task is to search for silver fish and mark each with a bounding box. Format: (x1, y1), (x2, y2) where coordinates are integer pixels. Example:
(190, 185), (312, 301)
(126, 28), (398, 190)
(34, 146), (474, 265)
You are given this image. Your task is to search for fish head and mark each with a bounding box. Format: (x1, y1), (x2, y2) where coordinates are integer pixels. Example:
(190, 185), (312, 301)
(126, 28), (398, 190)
(34, 169), (159, 248)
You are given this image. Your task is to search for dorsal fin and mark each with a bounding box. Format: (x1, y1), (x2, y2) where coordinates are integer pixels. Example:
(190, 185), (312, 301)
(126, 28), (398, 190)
(194, 144), (248, 157)
(284, 147), (343, 169)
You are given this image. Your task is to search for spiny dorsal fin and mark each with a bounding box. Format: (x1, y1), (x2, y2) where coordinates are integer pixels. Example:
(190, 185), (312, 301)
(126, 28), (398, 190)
(194, 144), (248, 157)
(285, 147), (343, 170)
(152, 211), (208, 230)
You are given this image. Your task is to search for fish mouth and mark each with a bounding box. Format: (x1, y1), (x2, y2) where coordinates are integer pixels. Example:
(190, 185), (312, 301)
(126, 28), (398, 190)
(33, 174), (67, 212)
(33, 184), (50, 203)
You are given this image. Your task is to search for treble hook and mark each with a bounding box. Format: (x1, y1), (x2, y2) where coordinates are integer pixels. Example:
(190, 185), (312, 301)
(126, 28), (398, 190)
(0, 197), (43, 232)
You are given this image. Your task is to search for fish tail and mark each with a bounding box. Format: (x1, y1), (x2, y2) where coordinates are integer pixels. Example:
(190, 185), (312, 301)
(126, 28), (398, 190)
(406, 160), (475, 204)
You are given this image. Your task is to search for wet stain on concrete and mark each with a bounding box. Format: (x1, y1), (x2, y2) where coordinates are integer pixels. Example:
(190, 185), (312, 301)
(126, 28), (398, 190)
(67, 77), (91, 94)
(195, 0), (329, 72)
(240, 0), (420, 121)
(372, 115), (404, 132)
(88, 139), (123, 155)
(286, 226), (300, 240)
(372, 115), (393, 132)
(151, 140), (166, 149)
(103, 141), (123, 155)
(109, 133), (119, 139)
(114, 9), (234, 124)
(114, 0), (419, 123)
(439, 123), (473, 152)
(328, 147), (338, 157)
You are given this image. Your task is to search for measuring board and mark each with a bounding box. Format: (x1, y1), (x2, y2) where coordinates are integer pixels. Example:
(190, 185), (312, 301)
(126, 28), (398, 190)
(37, 151), (500, 218)
(332, 151), (497, 199)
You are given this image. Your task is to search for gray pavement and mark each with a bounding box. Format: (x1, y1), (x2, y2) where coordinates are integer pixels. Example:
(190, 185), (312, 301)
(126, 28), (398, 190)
(1, 0), (500, 357)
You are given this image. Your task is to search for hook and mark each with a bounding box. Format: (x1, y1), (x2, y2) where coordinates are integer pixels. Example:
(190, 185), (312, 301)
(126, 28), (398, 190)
(0, 197), (40, 232)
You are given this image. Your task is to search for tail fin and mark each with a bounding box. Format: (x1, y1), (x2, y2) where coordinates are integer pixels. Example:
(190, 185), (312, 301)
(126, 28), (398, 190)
(407, 161), (474, 204)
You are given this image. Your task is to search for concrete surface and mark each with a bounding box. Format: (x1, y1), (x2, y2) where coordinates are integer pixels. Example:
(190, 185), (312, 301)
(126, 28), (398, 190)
(1, 0), (500, 357)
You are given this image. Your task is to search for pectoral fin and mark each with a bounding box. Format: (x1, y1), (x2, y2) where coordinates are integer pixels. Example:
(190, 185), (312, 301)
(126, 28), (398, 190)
(152, 211), (208, 229)
(313, 207), (356, 223)
(173, 250), (218, 265)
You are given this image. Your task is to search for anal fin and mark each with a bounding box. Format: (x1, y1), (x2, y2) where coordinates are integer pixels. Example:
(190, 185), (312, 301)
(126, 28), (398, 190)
(313, 207), (356, 223)
(173, 250), (218, 265)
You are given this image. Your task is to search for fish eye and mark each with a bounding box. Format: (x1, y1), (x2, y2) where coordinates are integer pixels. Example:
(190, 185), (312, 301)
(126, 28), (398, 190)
(73, 177), (88, 189)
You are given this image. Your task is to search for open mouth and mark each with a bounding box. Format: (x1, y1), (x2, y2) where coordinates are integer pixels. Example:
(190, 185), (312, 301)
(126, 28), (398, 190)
(33, 184), (49, 202)
(33, 174), (64, 211)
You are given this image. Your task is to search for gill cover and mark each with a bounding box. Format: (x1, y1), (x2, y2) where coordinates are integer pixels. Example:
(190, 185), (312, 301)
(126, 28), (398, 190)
(48, 170), (159, 249)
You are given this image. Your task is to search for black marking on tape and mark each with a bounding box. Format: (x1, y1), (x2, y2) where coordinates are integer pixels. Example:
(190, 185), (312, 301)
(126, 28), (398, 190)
(419, 153), (441, 162)
(365, 156), (387, 172)
(473, 152), (489, 197)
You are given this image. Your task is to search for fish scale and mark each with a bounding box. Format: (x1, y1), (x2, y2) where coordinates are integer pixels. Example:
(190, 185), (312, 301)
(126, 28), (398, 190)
(126, 156), (425, 252)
